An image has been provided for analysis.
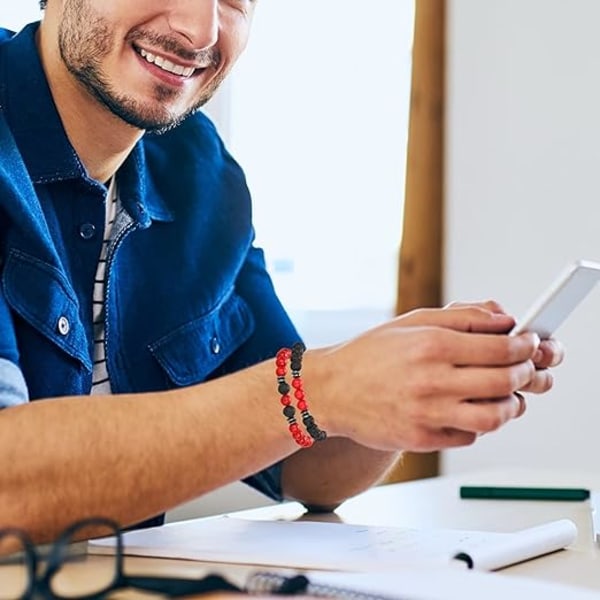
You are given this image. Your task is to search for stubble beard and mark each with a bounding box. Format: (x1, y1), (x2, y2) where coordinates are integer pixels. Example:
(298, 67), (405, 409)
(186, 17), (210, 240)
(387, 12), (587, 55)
(57, 0), (223, 133)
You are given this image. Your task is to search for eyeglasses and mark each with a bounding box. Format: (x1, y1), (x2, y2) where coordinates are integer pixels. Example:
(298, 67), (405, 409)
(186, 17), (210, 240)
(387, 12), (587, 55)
(0, 517), (241, 600)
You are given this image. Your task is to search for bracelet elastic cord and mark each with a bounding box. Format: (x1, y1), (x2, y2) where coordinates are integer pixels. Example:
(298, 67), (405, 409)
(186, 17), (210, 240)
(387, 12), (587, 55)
(276, 342), (327, 448)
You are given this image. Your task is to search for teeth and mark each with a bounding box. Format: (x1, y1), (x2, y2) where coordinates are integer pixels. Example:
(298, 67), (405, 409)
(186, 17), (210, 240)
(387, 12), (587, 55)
(139, 48), (196, 78)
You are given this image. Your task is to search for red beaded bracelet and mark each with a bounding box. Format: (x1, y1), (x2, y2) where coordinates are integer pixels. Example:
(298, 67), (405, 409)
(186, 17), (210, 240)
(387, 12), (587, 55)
(276, 342), (327, 448)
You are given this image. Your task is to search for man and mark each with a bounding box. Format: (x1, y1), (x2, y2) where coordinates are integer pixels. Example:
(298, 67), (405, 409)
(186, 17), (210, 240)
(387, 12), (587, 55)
(0, 0), (562, 543)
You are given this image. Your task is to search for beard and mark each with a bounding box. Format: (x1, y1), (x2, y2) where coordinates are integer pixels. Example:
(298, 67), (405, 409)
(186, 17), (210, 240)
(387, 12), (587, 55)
(57, 0), (223, 133)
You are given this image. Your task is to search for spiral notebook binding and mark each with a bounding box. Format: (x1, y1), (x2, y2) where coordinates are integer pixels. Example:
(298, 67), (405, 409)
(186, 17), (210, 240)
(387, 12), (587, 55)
(246, 571), (402, 600)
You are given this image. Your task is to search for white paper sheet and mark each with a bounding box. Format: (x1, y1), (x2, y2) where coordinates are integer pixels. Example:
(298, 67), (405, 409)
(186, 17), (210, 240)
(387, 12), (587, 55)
(89, 515), (577, 572)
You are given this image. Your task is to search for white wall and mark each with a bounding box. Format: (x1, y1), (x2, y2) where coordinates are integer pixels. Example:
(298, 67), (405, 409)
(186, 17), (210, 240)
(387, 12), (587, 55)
(443, 0), (600, 474)
(1, 4), (39, 30)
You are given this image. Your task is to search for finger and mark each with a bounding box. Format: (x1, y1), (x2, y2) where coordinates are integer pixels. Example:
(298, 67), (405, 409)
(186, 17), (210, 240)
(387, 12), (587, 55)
(431, 428), (478, 449)
(442, 395), (522, 434)
(406, 427), (478, 452)
(420, 328), (540, 367)
(533, 338), (565, 369)
(520, 369), (554, 394)
(439, 306), (515, 333)
(445, 299), (508, 315)
(399, 306), (515, 333)
(442, 361), (536, 401)
(513, 391), (527, 417)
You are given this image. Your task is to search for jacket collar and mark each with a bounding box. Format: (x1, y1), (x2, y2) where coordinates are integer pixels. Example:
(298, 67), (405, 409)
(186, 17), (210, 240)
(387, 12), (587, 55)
(0, 22), (172, 223)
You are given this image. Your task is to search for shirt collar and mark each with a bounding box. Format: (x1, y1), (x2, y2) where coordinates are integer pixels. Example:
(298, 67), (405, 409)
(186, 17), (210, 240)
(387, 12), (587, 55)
(119, 142), (174, 225)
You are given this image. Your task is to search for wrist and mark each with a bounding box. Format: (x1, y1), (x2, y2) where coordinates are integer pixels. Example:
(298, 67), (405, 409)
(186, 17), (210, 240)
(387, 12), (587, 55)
(297, 346), (343, 437)
(275, 344), (327, 448)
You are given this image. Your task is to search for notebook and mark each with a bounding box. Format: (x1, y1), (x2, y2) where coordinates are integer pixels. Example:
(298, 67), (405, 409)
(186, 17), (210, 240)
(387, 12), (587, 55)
(242, 567), (599, 600)
(89, 515), (577, 572)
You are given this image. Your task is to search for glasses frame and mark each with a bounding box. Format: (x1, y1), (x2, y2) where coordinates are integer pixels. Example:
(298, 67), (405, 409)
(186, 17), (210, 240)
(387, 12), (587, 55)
(0, 517), (241, 600)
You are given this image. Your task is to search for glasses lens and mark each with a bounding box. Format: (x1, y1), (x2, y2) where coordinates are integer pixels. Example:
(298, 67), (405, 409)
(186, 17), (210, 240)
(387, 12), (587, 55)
(49, 521), (118, 599)
(0, 531), (32, 600)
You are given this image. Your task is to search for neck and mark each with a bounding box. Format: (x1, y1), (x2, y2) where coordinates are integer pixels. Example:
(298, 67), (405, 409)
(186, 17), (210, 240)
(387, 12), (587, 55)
(36, 20), (143, 183)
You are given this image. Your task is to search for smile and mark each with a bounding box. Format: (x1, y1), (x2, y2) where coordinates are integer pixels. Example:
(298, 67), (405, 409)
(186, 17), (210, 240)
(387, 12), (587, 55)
(137, 48), (196, 78)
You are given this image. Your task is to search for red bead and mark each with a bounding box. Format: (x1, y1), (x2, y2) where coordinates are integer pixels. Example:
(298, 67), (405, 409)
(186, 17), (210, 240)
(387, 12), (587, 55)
(294, 389), (305, 401)
(276, 367), (286, 376)
(291, 378), (303, 389)
(276, 348), (291, 361)
(289, 423), (300, 433)
(297, 400), (307, 411)
(280, 395), (291, 406)
(276, 358), (286, 367)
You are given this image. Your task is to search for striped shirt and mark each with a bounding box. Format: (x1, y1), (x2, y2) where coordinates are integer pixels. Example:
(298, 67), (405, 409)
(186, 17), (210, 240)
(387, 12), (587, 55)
(91, 178), (118, 395)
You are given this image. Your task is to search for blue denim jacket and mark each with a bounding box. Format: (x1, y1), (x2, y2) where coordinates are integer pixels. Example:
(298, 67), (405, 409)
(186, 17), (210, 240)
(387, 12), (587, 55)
(0, 23), (301, 502)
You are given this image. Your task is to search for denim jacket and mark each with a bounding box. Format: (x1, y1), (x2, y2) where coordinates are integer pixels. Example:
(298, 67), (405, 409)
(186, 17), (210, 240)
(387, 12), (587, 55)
(0, 23), (301, 502)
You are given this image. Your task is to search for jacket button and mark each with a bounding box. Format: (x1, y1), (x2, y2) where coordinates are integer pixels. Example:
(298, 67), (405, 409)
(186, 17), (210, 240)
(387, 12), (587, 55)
(57, 316), (70, 336)
(79, 223), (97, 240)
(210, 336), (221, 355)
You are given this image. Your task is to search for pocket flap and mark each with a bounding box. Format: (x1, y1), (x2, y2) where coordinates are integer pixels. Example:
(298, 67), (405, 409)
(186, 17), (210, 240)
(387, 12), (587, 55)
(2, 249), (92, 371)
(149, 292), (254, 386)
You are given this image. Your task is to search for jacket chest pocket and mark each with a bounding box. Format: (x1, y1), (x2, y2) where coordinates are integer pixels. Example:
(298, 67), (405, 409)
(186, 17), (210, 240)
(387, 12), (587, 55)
(2, 249), (92, 371)
(149, 291), (255, 386)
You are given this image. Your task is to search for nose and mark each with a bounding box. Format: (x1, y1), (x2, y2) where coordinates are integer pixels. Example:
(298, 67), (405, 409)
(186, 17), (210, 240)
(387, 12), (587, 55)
(167, 0), (219, 49)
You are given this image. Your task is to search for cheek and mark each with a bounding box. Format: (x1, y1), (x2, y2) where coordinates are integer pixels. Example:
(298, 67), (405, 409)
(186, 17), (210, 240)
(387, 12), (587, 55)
(219, 11), (252, 57)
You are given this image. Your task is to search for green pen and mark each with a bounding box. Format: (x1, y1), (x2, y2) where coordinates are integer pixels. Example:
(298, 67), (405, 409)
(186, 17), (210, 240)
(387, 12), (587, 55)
(459, 486), (590, 501)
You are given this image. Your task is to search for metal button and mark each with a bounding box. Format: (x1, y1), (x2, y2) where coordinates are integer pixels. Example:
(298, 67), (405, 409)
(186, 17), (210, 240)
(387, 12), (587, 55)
(210, 336), (221, 355)
(79, 223), (97, 240)
(57, 316), (70, 336)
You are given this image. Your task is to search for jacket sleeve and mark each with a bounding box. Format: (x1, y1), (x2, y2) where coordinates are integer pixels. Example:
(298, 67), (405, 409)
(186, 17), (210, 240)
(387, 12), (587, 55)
(209, 243), (303, 502)
(224, 244), (302, 369)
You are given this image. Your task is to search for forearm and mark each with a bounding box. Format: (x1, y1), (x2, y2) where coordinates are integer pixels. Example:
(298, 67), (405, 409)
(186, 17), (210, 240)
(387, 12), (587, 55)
(0, 303), (555, 542)
(0, 360), (296, 543)
(282, 438), (399, 511)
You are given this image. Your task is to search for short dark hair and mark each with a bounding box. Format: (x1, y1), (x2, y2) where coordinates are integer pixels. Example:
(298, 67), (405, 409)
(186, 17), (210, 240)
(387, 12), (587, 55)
(40, 0), (47, 9)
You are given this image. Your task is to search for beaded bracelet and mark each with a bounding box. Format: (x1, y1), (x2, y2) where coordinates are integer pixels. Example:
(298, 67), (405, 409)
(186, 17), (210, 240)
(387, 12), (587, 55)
(276, 342), (327, 448)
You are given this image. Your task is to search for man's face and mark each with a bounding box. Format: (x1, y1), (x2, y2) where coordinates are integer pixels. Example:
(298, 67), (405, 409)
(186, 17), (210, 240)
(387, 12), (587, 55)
(56, 0), (255, 132)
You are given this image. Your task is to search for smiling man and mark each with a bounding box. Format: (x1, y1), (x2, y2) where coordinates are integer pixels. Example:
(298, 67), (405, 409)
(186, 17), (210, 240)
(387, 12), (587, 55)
(54, 0), (223, 132)
(38, 0), (249, 181)
(0, 0), (563, 543)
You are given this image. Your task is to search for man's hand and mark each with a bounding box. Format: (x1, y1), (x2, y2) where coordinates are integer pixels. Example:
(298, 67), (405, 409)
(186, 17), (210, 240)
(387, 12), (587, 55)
(303, 302), (561, 453)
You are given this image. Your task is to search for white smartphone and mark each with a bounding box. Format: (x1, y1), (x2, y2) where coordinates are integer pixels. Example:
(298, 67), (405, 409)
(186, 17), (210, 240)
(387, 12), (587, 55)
(510, 259), (600, 339)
